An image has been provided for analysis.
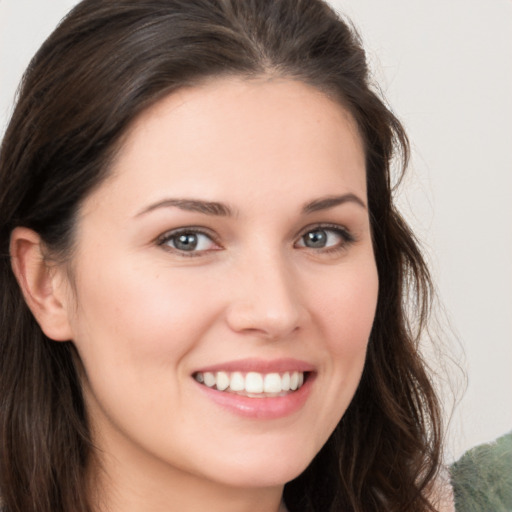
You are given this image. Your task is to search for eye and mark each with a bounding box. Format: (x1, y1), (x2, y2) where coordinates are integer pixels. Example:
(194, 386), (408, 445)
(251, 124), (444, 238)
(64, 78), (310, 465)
(158, 228), (219, 254)
(295, 225), (354, 251)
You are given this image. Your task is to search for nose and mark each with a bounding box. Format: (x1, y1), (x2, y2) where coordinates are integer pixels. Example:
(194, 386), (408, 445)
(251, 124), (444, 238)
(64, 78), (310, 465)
(225, 251), (305, 340)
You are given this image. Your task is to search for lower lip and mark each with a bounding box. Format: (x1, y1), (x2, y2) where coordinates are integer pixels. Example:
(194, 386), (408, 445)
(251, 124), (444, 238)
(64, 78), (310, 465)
(194, 374), (314, 419)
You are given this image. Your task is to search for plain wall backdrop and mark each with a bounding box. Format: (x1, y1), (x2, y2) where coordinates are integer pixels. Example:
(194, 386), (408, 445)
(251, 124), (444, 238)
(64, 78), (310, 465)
(1, 0), (511, 461)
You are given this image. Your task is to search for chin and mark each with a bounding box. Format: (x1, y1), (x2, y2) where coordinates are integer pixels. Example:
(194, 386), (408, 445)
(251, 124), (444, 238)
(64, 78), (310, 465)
(196, 443), (317, 489)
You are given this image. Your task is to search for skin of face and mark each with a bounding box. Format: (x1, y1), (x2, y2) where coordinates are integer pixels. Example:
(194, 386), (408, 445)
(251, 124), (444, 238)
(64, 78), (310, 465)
(55, 77), (379, 511)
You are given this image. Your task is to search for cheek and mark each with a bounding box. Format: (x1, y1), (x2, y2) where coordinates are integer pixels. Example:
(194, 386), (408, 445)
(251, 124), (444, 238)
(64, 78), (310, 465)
(315, 258), (379, 356)
(68, 255), (221, 375)
(297, 257), (378, 449)
(314, 256), (377, 407)
(66, 258), (222, 450)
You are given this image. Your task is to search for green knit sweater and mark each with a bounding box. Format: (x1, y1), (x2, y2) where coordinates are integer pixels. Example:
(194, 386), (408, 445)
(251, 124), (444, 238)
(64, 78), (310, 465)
(450, 431), (512, 512)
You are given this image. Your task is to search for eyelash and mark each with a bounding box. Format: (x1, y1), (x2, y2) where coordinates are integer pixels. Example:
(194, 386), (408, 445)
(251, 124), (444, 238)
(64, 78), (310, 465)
(157, 227), (221, 257)
(295, 223), (356, 254)
(156, 223), (356, 257)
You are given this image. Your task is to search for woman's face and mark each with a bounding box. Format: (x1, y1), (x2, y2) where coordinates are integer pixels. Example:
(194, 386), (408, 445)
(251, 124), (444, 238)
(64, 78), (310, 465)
(63, 78), (378, 491)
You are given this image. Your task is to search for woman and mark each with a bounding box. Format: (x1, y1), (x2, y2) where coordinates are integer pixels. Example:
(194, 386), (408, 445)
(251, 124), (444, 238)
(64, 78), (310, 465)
(0, 0), (451, 511)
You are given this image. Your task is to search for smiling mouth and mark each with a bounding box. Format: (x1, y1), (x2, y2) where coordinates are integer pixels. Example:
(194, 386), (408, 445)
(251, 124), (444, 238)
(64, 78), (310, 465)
(193, 371), (308, 397)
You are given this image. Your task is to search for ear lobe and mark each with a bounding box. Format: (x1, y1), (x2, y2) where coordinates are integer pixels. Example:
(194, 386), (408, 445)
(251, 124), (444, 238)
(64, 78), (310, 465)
(10, 227), (74, 342)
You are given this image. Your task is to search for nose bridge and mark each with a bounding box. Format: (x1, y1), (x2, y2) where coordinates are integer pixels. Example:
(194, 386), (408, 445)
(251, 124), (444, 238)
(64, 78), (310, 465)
(226, 245), (303, 338)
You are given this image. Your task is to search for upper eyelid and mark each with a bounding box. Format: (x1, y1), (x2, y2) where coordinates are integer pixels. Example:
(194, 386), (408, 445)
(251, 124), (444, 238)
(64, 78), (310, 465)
(156, 226), (218, 244)
(294, 222), (353, 240)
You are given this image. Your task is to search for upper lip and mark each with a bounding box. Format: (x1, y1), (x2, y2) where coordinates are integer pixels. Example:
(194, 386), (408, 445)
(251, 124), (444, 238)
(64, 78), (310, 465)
(193, 358), (315, 374)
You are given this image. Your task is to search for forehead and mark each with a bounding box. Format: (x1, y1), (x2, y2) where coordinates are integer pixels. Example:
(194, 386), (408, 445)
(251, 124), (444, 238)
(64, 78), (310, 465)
(83, 77), (366, 218)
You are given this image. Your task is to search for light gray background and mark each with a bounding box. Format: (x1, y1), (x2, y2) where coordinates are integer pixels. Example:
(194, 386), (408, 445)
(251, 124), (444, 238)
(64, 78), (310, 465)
(1, 0), (511, 461)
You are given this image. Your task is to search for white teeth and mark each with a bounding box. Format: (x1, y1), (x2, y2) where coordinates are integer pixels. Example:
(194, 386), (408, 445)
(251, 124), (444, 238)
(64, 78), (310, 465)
(203, 372), (215, 388)
(290, 371), (299, 391)
(194, 370), (306, 395)
(216, 371), (230, 391)
(281, 372), (291, 391)
(230, 372), (245, 391)
(263, 373), (282, 393)
(245, 372), (264, 393)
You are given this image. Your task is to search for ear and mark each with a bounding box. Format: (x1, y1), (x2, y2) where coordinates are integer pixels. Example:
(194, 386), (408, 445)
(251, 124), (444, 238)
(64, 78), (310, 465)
(10, 227), (74, 342)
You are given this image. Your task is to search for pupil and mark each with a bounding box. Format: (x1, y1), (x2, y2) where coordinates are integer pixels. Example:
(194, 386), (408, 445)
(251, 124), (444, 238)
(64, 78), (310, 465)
(175, 233), (198, 251)
(305, 230), (327, 248)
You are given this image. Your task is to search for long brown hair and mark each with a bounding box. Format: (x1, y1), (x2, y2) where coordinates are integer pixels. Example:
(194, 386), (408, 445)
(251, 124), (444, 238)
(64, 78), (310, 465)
(0, 1), (443, 510)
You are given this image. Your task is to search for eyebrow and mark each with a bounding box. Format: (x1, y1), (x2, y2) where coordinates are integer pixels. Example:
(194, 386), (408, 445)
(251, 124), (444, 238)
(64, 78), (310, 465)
(301, 193), (367, 213)
(136, 193), (366, 218)
(136, 198), (234, 217)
